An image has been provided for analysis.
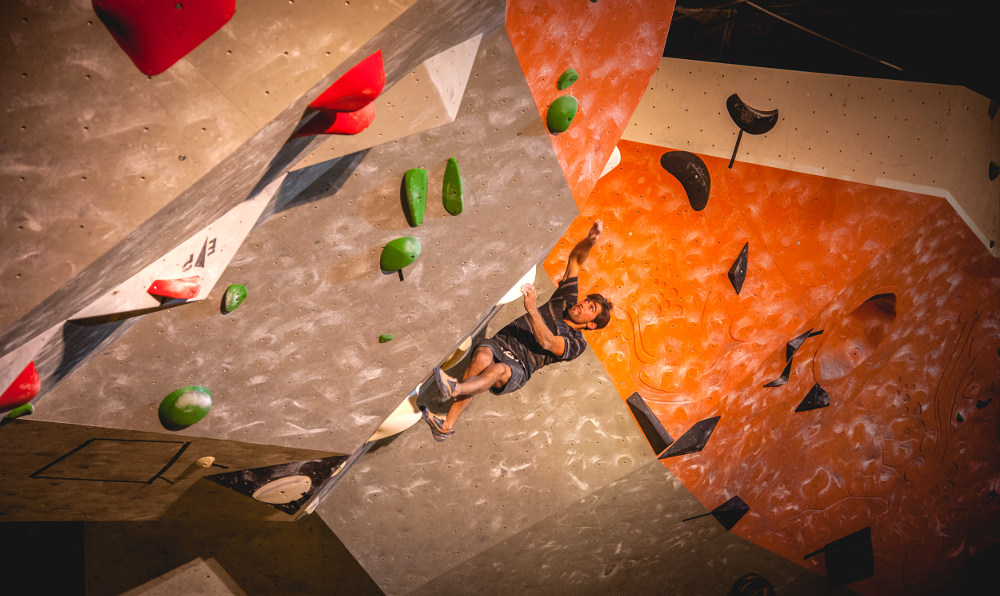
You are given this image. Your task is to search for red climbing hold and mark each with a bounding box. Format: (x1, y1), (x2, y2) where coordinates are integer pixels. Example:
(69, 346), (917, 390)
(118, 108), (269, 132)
(295, 103), (376, 137)
(92, 0), (236, 76)
(147, 276), (201, 299)
(309, 50), (385, 112)
(1, 361), (41, 414)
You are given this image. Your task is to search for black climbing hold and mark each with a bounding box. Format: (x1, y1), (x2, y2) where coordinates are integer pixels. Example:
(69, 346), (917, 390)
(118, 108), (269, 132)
(659, 416), (721, 458)
(660, 151), (710, 211)
(956, 412), (965, 422)
(727, 242), (748, 295)
(976, 397), (992, 409)
(795, 384), (830, 412)
(990, 100), (999, 119)
(626, 392), (674, 456)
(204, 455), (349, 515)
(726, 93), (778, 168)
(765, 329), (823, 387)
(764, 359), (793, 387)
(787, 328), (823, 362)
(683, 495), (750, 531)
(804, 527), (874, 588)
(990, 161), (999, 181)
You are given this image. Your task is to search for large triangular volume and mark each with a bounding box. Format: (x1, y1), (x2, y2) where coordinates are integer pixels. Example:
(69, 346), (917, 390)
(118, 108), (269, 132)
(204, 455), (349, 515)
(710, 495), (750, 530)
(727, 242), (749, 295)
(659, 416), (721, 458)
(804, 527), (874, 588)
(795, 384), (830, 412)
(626, 393), (674, 456)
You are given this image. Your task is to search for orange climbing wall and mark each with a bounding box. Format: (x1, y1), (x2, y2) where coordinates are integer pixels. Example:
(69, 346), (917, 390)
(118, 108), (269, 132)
(506, 0), (675, 201)
(543, 139), (1000, 594)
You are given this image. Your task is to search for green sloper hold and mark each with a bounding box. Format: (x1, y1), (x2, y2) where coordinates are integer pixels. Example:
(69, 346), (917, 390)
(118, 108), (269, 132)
(159, 385), (212, 429)
(3, 403), (33, 420)
(224, 284), (247, 312)
(379, 334), (394, 343)
(442, 157), (463, 215)
(403, 168), (427, 227)
(546, 95), (578, 133)
(380, 236), (421, 272)
(557, 69), (578, 90)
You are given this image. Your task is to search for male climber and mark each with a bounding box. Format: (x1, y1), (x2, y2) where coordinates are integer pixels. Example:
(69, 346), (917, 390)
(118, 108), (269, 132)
(421, 221), (613, 442)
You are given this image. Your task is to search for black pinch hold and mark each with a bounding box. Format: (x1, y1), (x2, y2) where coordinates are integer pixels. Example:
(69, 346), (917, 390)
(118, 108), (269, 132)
(803, 527), (874, 588)
(626, 392), (674, 456)
(660, 151), (711, 211)
(728, 242), (749, 295)
(682, 495), (750, 531)
(764, 359), (793, 387)
(659, 416), (721, 458)
(786, 328), (823, 361)
(726, 93), (779, 169)
(763, 329), (823, 388)
(204, 455), (350, 515)
(990, 161), (999, 181)
(795, 383), (830, 412)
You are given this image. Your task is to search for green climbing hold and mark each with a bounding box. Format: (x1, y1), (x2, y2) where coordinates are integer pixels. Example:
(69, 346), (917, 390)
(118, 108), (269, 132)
(380, 236), (421, 272)
(442, 157), (463, 215)
(546, 95), (578, 133)
(379, 334), (394, 343)
(3, 403), (33, 421)
(403, 168), (428, 227)
(957, 412), (965, 422)
(224, 284), (247, 312)
(557, 69), (578, 90)
(158, 385), (212, 429)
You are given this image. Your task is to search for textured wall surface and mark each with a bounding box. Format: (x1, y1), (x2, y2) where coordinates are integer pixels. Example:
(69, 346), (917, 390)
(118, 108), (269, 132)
(546, 139), (1000, 594)
(625, 58), (1000, 256)
(506, 0), (676, 202)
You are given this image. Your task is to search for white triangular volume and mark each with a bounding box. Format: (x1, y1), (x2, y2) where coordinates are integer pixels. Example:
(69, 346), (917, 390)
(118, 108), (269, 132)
(423, 33), (483, 121)
(498, 266), (537, 305)
(69, 174), (286, 321)
(0, 322), (62, 391)
(292, 34), (485, 171)
(600, 145), (621, 179)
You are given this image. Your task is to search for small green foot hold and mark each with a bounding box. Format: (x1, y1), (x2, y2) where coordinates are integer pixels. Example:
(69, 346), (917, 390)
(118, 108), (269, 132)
(557, 69), (578, 90)
(224, 284), (247, 312)
(404, 168), (428, 227)
(956, 412), (965, 422)
(159, 385), (212, 429)
(546, 95), (578, 133)
(442, 157), (463, 215)
(3, 403), (34, 421)
(380, 236), (421, 272)
(379, 334), (394, 343)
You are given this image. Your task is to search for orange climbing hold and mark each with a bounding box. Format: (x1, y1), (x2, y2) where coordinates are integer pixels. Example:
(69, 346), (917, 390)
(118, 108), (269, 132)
(309, 50), (386, 112)
(147, 276), (201, 300)
(1, 361), (41, 413)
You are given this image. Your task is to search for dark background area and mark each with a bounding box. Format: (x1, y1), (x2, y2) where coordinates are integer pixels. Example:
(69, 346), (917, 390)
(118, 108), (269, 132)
(664, 1), (1000, 102)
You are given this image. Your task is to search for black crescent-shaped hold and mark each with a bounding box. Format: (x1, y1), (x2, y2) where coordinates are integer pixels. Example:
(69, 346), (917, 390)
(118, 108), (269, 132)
(795, 384), (831, 412)
(726, 93), (779, 135)
(658, 416), (721, 458)
(660, 151), (711, 211)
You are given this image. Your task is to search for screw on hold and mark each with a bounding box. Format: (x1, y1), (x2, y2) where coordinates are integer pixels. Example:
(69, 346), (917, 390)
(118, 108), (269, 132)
(379, 334), (394, 343)
(175, 3), (183, 9)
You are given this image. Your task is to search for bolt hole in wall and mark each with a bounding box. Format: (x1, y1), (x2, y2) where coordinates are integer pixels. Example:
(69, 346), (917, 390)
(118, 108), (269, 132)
(815, 293), (897, 382)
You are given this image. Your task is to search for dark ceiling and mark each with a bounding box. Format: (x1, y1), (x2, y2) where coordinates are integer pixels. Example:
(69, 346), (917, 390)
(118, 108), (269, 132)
(664, 0), (1000, 103)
